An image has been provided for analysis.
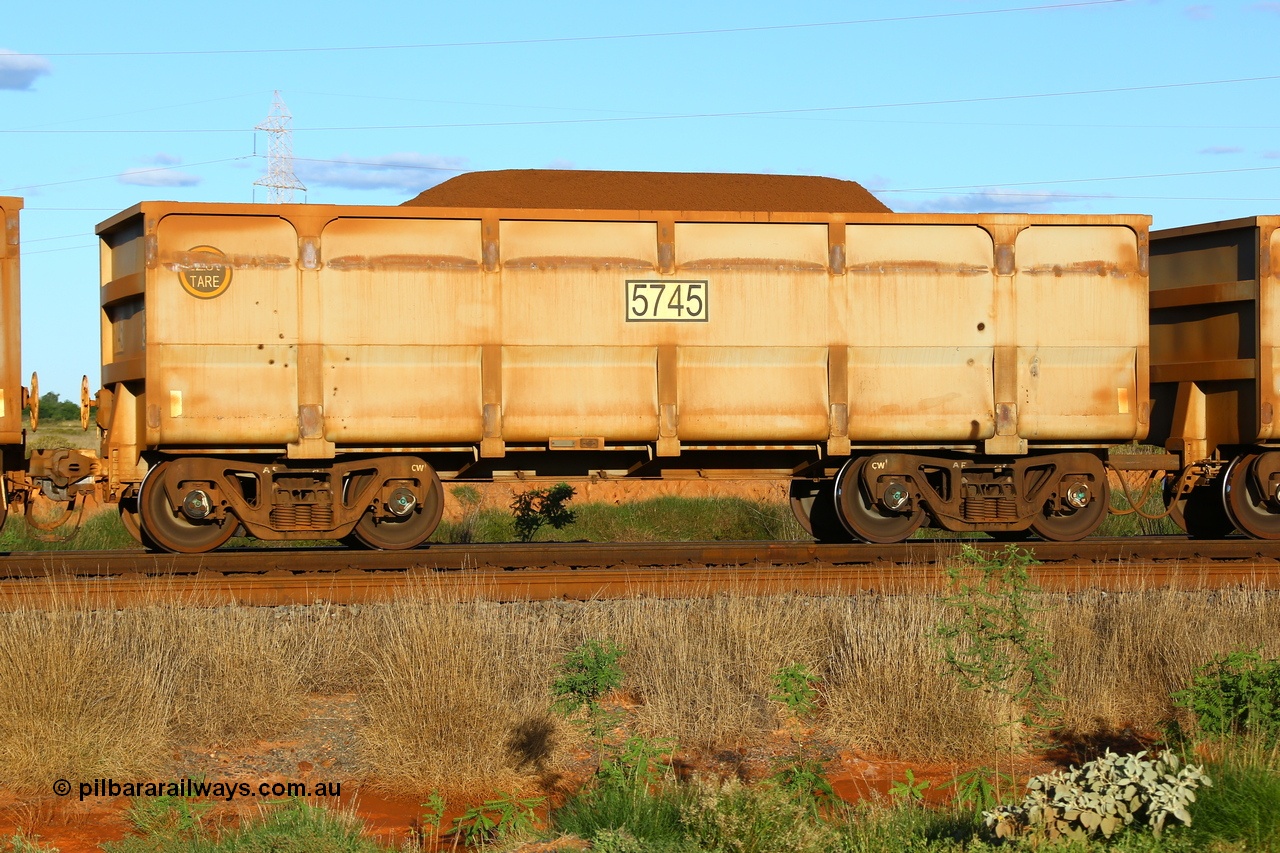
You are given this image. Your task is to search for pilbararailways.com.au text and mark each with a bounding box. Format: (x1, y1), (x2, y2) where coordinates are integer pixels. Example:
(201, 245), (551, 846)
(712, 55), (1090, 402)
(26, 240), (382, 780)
(55, 777), (343, 802)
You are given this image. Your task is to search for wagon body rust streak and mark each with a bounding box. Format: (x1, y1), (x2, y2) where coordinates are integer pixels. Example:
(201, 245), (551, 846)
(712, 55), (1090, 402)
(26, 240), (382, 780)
(93, 179), (1151, 552)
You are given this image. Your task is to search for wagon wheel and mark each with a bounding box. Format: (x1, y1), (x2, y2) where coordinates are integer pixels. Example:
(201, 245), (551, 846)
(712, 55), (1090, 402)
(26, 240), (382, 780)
(118, 494), (144, 544)
(1030, 476), (1110, 542)
(1224, 454), (1280, 539)
(138, 462), (236, 553)
(352, 471), (445, 550)
(1166, 473), (1234, 539)
(788, 478), (852, 543)
(833, 456), (925, 544)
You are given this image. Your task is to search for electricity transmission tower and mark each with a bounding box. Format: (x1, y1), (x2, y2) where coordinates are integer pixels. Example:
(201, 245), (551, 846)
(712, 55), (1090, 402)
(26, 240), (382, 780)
(254, 91), (306, 203)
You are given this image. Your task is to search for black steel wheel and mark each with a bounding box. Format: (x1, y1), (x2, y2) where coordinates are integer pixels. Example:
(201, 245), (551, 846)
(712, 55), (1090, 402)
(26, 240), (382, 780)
(138, 462), (236, 554)
(1224, 454), (1280, 539)
(118, 494), (143, 544)
(1169, 473), (1236, 539)
(352, 469), (444, 550)
(833, 456), (925, 544)
(789, 478), (853, 543)
(1030, 476), (1110, 542)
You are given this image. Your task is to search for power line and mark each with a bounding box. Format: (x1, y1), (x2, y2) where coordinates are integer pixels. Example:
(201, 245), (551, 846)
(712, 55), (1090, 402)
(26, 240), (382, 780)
(14, 2), (1126, 58)
(890, 163), (1280, 192)
(2, 72), (1276, 136)
(296, 89), (1280, 131)
(1, 156), (253, 192)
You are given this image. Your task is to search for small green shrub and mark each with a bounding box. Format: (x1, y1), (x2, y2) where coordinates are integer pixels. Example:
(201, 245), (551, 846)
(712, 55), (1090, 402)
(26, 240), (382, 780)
(1172, 649), (1280, 742)
(888, 769), (931, 806)
(984, 750), (1211, 842)
(769, 662), (820, 718)
(942, 765), (1011, 814)
(553, 778), (690, 851)
(447, 791), (544, 846)
(767, 663), (834, 814)
(935, 545), (1060, 735)
(511, 482), (577, 542)
(552, 638), (628, 770)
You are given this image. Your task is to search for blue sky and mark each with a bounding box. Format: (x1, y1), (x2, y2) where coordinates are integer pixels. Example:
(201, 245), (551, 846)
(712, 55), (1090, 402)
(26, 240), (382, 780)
(2, 0), (1278, 398)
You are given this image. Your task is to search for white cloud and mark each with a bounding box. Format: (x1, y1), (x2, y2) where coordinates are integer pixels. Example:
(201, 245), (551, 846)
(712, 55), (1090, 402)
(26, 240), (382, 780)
(543, 159), (577, 170)
(1265, 151), (1280, 159)
(296, 152), (468, 193)
(894, 189), (1080, 213)
(1199, 145), (1244, 155)
(1184, 4), (1214, 19)
(1252, 1), (1280, 13)
(0, 49), (51, 91)
(118, 156), (202, 187)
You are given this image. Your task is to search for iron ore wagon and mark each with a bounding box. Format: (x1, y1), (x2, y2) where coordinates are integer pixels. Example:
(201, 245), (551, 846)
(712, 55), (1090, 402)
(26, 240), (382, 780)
(95, 172), (1151, 552)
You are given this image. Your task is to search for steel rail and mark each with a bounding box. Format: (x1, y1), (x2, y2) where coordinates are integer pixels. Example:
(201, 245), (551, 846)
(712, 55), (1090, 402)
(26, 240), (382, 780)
(2, 536), (1278, 578)
(0, 536), (1277, 609)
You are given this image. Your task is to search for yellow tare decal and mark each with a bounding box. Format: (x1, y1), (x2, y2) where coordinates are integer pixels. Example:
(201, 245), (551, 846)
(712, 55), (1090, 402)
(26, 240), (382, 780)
(170, 390), (183, 418)
(1117, 387), (1130, 414)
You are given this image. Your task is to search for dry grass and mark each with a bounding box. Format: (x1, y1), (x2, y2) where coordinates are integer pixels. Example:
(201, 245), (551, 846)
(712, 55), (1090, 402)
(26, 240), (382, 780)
(0, 574), (1278, 793)
(1048, 586), (1280, 738)
(577, 593), (827, 746)
(353, 591), (566, 793)
(0, 607), (175, 790)
(822, 595), (1017, 759)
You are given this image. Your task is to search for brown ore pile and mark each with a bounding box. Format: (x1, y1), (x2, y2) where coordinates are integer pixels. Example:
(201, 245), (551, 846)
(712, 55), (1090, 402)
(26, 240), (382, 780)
(402, 169), (891, 213)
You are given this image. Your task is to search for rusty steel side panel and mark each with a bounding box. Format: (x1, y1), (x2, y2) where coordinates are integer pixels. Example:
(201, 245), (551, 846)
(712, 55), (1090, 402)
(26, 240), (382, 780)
(1147, 218), (1270, 459)
(0, 197), (21, 450)
(845, 224), (996, 441)
(148, 214), (301, 447)
(499, 220), (662, 442)
(669, 222), (829, 441)
(1014, 225), (1148, 441)
(318, 217), (486, 443)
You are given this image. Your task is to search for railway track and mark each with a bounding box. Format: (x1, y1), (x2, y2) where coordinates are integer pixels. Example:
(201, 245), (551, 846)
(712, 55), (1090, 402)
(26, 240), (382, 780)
(0, 536), (1278, 609)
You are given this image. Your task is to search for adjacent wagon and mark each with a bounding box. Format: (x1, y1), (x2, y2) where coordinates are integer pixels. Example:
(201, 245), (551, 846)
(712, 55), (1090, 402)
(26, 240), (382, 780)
(1149, 216), (1280, 538)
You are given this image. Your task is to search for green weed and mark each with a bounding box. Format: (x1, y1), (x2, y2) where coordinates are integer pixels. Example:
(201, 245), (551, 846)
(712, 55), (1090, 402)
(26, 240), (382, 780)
(447, 791), (544, 846)
(103, 798), (387, 853)
(889, 768), (931, 805)
(1172, 648), (1280, 743)
(935, 545), (1061, 736)
(767, 663), (834, 814)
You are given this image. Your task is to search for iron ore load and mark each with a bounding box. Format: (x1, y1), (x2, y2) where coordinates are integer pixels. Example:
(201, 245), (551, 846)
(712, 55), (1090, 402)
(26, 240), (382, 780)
(94, 171), (1152, 552)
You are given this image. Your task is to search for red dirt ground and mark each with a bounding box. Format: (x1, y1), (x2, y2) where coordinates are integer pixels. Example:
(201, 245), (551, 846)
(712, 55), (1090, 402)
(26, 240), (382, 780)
(0, 735), (1068, 852)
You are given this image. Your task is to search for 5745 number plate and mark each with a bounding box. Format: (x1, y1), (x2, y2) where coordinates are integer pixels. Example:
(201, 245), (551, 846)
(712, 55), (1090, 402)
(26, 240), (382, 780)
(625, 280), (708, 322)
